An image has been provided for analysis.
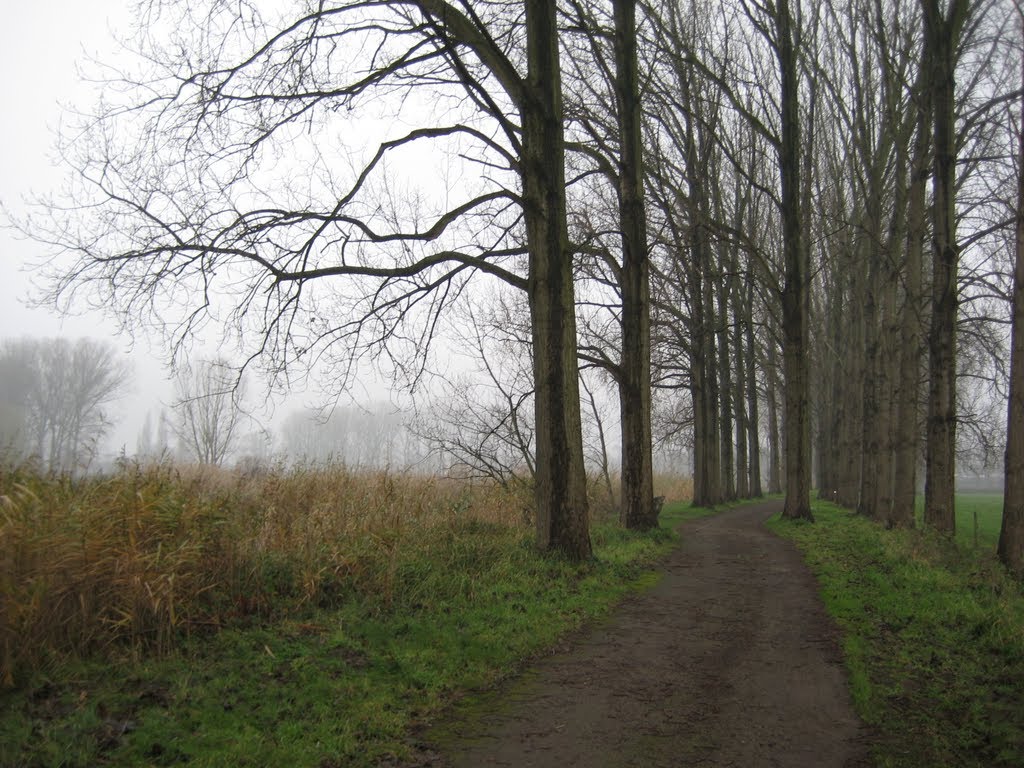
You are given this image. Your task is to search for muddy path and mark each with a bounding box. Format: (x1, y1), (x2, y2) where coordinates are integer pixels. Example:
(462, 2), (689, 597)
(410, 500), (870, 768)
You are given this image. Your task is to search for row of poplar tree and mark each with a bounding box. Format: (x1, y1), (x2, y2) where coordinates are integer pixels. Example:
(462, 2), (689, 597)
(22, 0), (1024, 570)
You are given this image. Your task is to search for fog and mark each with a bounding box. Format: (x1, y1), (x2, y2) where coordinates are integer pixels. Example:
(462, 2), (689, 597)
(0, 0), (174, 453)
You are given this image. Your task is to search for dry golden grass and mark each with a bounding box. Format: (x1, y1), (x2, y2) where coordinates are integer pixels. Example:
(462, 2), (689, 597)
(653, 472), (694, 503)
(0, 461), (528, 687)
(0, 461), (694, 687)
(587, 472), (694, 519)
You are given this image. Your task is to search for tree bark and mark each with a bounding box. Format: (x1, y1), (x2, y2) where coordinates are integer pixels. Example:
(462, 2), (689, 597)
(777, 0), (813, 521)
(613, 0), (657, 531)
(524, 0), (592, 559)
(734, 271), (750, 498)
(999, 25), (1024, 575)
(859, 212), (882, 518)
(705, 266), (723, 504)
(717, 260), (736, 501)
(745, 279), (764, 497)
(766, 338), (783, 495)
(921, 0), (966, 535)
(891, 88), (931, 528)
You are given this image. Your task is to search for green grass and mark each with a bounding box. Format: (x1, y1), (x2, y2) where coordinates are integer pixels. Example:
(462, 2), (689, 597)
(658, 498), (724, 528)
(0, 516), (684, 767)
(931, 492), (1003, 550)
(769, 501), (1024, 767)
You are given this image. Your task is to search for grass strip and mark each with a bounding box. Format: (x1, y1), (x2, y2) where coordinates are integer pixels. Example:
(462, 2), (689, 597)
(0, 501), (710, 767)
(768, 500), (1024, 768)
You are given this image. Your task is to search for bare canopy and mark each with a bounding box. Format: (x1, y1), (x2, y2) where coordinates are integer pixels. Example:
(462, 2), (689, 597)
(26, 0), (592, 558)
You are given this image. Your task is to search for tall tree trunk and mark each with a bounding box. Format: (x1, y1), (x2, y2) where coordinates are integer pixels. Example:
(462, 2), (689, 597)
(875, 276), (898, 521)
(838, 237), (865, 509)
(999, 26), (1024, 575)
(745, 279), (763, 497)
(766, 338), (783, 495)
(681, 71), (719, 508)
(859, 225), (882, 518)
(818, 271), (844, 501)
(613, 0), (656, 530)
(777, 0), (812, 520)
(524, 0), (592, 559)
(690, 338), (708, 506)
(921, 0), (966, 535)
(689, 261), (709, 506)
(717, 265), (736, 501)
(734, 272), (750, 498)
(891, 88), (931, 528)
(705, 268), (723, 504)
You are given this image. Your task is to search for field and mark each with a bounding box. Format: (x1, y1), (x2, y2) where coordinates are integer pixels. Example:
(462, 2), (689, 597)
(770, 497), (1024, 768)
(942, 492), (1003, 550)
(0, 461), (695, 767)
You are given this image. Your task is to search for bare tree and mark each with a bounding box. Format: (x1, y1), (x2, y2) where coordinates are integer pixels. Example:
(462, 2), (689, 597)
(171, 360), (249, 466)
(611, 0), (656, 529)
(25, 0), (593, 558)
(413, 293), (536, 486)
(0, 337), (130, 473)
(921, 0), (970, 533)
(1000, 11), (1024, 575)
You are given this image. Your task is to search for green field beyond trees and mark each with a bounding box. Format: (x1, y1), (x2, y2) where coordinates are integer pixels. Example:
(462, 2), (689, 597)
(937, 493), (1004, 550)
(770, 497), (1024, 768)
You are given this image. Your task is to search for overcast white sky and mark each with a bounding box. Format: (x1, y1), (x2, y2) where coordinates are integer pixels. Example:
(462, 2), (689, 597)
(0, 0), (174, 453)
(0, 0), (502, 461)
(0, 0), (451, 456)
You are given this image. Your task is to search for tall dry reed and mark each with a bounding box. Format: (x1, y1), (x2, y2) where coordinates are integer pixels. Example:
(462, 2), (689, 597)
(0, 461), (527, 687)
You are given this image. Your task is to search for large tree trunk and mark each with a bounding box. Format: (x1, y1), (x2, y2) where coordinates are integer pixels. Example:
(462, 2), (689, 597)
(838, 237), (865, 509)
(999, 35), (1024, 575)
(891, 89), (931, 529)
(613, 0), (656, 531)
(859, 222), (881, 518)
(688, 269), (710, 507)
(745, 279), (763, 497)
(523, 0), (592, 559)
(818, 269), (844, 502)
(777, 0), (812, 521)
(733, 272), (750, 499)
(717, 261), (736, 501)
(921, 0), (965, 535)
(690, 339), (709, 506)
(704, 268), (723, 504)
(766, 338), (783, 495)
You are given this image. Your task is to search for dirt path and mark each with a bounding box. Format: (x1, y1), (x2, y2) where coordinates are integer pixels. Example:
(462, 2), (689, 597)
(415, 500), (869, 767)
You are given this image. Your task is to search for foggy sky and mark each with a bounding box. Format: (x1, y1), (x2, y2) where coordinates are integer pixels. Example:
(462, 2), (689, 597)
(1, 1), (187, 455)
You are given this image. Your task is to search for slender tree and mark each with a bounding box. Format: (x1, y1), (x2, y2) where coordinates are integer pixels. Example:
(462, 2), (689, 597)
(774, 0), (814, 520)
(172, 359), (249, 466)
(921, 0), (969, 534)
(999, 14), (1024, 574)
(612, 0), (657, 530)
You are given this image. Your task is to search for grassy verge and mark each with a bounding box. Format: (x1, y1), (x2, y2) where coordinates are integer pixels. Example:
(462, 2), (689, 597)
(769, 500), (1024, 767)
(0, 464), (697, 768)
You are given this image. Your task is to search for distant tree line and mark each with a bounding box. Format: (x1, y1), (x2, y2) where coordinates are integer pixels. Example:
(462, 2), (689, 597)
(0, 337), (130, 475)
